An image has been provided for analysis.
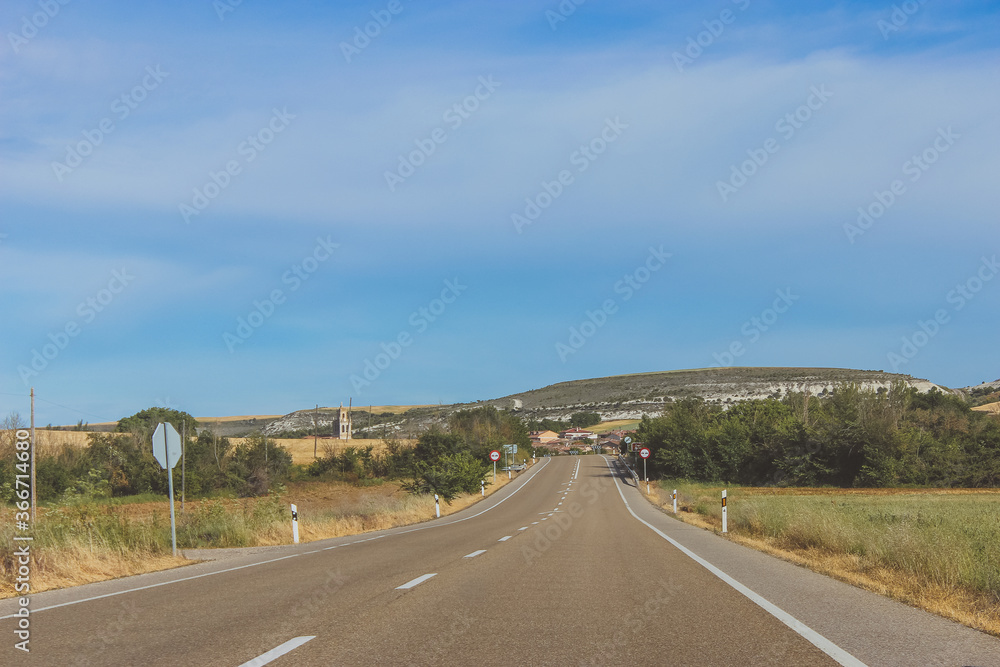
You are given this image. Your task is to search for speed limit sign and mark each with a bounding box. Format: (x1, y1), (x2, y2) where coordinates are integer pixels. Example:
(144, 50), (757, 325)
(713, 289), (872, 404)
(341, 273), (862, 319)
(639, 447), (650, 459)
(489, 450), (500, 462)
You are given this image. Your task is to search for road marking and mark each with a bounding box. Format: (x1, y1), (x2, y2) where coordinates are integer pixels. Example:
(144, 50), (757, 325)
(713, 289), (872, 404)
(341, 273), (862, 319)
(239, 636), (315, 667)
(498, 536), (512, 542)
(2, 459), (558, 620)
(396, 573), (437, 589)
(531, 521), (539, 525)
(518, 526), (528, 531)
(601, 458), (866, 667)
(0, 552), (302, 619)
(574, 461), (580, 479)
(464, 550), (487, 558)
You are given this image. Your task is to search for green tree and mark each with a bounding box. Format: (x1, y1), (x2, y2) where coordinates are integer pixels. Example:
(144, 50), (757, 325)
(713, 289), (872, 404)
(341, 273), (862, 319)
(570, 412), (601, 428)
(116, 407), (198, 439)
(228, 434), (291, 496)
(449, 406), (530, 460)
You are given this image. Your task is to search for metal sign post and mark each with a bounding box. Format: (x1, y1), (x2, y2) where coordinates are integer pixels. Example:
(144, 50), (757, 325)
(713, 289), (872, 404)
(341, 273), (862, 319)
(152, 422), (182, 557)
(502, 444), (517, 479)
(489, 450), (500, 482)
(639, 447), (651, 494)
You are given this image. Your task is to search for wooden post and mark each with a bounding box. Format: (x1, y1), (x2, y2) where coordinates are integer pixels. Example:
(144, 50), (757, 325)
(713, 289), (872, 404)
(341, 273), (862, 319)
(181, 420), (186, 513)
(30, 387), (36, 522)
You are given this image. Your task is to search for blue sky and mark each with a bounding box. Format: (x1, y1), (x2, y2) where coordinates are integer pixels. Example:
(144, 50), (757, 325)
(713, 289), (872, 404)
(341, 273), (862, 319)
(2, 0), (998, 426)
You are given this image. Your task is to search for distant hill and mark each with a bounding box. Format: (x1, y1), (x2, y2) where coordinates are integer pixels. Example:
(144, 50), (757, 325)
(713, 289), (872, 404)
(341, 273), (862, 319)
(50, 368), (970, 439)
(473, 367), (946, 421)
(256, 367), (947, 437)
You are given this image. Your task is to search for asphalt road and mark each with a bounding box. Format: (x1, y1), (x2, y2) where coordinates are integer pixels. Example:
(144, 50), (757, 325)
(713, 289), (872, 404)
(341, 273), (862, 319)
(3, 455), (999, 666)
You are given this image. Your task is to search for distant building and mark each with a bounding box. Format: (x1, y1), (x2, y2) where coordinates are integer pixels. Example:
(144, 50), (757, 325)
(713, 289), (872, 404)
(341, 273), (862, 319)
(530, 430), (560, 444)
(560, 427), (595, 440)
(336, 403), (351, 440)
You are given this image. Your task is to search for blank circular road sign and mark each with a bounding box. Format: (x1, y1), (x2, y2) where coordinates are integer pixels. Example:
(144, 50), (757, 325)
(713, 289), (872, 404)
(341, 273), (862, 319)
(489, 450), (501, 461)
(639, 447), (651, 459)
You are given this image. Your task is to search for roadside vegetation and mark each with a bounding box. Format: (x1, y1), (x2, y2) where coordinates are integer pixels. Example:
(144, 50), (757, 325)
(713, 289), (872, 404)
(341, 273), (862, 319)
(5, 380), (999, 634)
(0, 405), (534, 597)
(632, 383), (1000, 488)
(650, 481), (1000, 636)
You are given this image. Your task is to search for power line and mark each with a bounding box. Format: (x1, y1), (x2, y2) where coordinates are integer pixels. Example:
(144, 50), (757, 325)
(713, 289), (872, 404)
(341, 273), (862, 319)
(26, 395), (114, 423)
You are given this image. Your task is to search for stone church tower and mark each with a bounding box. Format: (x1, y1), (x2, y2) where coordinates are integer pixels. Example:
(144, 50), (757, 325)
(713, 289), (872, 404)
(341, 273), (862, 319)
(338, 403), (351, 440)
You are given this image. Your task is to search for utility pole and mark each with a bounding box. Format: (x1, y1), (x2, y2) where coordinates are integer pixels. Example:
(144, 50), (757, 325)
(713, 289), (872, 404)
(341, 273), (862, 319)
(30, 387), (36, 522)
(314, 404), (318, 458)
(213, 421), (221, 471)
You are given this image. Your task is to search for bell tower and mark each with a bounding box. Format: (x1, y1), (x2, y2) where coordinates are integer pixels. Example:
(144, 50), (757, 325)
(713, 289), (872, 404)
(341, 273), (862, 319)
(338, 402), (351, 440)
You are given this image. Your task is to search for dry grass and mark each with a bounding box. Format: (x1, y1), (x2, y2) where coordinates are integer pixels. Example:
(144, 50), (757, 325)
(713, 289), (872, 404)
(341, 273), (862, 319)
(352, 405), (433, 414)
(972, 401), (1000, 415)
(0, 461), (530, 598)
(262, 437), (415, 465)
(12, 548), (191, 593)
(647, 483), (1000, 637)
(594, 419), (641, 432)
(10, 430), (417, 466)
(26, 430), (92, 450)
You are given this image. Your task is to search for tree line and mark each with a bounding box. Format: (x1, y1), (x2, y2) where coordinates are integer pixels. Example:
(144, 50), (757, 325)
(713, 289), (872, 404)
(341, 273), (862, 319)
(0, 405), (532, 505)
(6, 384), (994, 506)
(632, 384), (1000, 487)
(307, 405), (531, 501)
(0, 408), (291, 504)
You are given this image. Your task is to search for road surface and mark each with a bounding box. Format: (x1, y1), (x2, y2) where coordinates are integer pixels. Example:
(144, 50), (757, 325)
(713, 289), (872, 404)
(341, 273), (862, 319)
(3, 455), (999, 665)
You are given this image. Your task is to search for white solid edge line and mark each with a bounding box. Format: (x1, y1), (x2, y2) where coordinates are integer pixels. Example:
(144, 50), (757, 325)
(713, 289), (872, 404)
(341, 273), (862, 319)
(396, 573), (437, 590)
(601, 457), (867, 667)
(394, 456), (551, 535)
(0, 553), (302, 619)
(238, 635), (316, 667)
(464, 550), (487, 558)
(5, 458), (555, 620)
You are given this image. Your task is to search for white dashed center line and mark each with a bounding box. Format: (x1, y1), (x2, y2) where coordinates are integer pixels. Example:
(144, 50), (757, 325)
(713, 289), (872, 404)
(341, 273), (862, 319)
(396, 573), (437, 590)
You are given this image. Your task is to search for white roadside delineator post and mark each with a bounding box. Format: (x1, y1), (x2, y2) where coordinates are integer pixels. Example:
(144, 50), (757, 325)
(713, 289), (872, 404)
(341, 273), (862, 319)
(481, 479), (485, 497)
(673, 489), (677, 514)
(291, 504), (300, 544)
(435, 494), (440, 518)
(722, 489), (728, 533)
